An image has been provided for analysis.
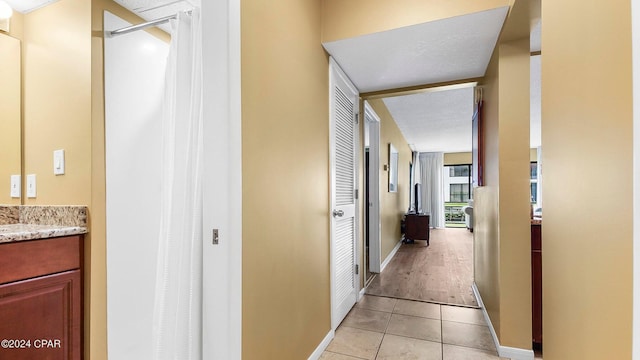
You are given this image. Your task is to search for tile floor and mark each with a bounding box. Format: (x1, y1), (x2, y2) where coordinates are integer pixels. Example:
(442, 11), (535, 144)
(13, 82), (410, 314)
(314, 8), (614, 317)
(320, 295), (511, 360)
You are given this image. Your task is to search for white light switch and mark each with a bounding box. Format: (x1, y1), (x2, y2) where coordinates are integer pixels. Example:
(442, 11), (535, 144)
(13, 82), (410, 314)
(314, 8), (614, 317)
(26, 174), (36, 198)
(53, 149), (65, 175)
(10, 175), (20, 198)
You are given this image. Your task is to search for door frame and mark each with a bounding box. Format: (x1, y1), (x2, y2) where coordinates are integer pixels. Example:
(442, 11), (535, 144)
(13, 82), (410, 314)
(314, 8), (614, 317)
(202, 1), (242, 358)
(329, 57), (361, 330)
(364, 101), (382, 274)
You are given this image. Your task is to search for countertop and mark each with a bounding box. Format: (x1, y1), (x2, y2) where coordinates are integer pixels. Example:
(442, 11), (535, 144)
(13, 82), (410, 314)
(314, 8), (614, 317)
(0, 205), (88, 244)
(0, 223), (87, 243)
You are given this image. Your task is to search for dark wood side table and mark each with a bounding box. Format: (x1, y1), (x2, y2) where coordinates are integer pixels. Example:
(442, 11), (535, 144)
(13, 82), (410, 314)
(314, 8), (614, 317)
(403, 214), (430, 245)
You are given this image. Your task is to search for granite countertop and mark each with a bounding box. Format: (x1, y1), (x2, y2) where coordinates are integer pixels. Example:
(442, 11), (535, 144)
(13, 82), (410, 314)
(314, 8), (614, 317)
(0, 205), (88, 244)
(0, 224), (87, 243)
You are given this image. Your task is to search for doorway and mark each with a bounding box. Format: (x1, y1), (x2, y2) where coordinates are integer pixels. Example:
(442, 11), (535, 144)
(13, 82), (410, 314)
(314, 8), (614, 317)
(361, 87), (477, 307)
(364, 101), (382, 284)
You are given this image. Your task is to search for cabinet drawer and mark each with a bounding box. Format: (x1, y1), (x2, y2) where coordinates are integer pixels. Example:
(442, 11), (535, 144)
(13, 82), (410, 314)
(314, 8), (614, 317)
(0, 236), (82, 284)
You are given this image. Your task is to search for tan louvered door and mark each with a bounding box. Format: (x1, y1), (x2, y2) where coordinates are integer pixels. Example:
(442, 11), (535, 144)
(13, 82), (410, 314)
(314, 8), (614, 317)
(329, 58), (359, 329)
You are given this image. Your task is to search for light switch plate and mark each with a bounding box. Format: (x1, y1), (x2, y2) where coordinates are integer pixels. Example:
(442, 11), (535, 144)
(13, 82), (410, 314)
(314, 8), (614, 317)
(53, 149), (65, 175)
(26, 174), (36, 198)
(10, 175), (20, 198)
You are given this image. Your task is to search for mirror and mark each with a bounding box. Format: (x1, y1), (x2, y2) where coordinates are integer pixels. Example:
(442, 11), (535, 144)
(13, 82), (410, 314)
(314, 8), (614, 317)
(0, 33), (21, 204)
(389, 143), (398, 192)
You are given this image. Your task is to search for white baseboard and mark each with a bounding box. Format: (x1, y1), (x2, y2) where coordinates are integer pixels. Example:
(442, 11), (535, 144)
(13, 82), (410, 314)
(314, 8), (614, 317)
(380, 239), (402, 272)
(307, 329), (335, 360)
(359, 287), (366, 300)
(472, 283), (535, 360)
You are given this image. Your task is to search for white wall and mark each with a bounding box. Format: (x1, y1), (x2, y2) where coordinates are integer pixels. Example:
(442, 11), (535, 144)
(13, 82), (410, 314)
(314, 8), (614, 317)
(104, 11), (169, 359)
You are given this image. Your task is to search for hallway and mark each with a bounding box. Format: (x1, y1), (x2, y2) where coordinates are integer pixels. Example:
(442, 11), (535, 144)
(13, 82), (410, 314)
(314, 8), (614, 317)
(366, 228), (476, 306)
(320, 295), (503, 359)
(320, 227), (543, 359)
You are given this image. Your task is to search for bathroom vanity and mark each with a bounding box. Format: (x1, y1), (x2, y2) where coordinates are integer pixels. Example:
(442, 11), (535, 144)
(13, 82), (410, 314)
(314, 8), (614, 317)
(0, 206), (87, 360)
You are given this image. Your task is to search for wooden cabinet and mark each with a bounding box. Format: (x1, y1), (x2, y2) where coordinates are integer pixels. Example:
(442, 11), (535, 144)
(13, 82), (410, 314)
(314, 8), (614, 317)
(531, 224), (542, 350)
(0, 235), (83, 360)
(403, 214), (430, 245)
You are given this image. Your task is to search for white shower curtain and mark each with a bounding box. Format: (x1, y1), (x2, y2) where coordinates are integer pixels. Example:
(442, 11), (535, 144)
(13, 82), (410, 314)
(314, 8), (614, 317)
(419, 152), (445, 228)
(152, 9), (203, 360)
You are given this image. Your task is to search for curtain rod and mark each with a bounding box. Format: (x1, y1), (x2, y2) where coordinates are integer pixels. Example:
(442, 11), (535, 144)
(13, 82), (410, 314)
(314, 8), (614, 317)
(108, 10), (192, 37)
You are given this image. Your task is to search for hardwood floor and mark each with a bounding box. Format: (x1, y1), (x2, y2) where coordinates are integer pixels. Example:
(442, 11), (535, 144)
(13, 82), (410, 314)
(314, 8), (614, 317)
(365, 228), (477, 307)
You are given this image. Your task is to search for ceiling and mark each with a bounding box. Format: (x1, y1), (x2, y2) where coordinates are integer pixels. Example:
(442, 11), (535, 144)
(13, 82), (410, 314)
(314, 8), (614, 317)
(322, 7), (509, 94)
(111, 0), (197, 25)
(3, 0), (59, 13)
(7, 1), (541, 153)
(324, 9), (541, 153)
(382, 87), (474, 153)
(4, 0), (197, 21)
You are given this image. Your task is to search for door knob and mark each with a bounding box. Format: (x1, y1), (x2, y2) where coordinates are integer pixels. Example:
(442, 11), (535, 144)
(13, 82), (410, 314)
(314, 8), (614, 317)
(332, 209), (344, 217)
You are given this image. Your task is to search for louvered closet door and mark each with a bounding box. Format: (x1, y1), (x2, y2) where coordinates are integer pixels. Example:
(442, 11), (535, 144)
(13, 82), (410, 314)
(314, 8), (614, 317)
(329, 58), (359, 329)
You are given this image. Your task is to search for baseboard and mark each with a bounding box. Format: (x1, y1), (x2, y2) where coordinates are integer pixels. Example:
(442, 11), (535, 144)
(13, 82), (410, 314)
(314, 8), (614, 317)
(359, 286), (366, 300)
(499, 345), (535, 359)
(307, 329), (335, 360)
(472, 283), (535, 360)
(380, 239), (402, 272)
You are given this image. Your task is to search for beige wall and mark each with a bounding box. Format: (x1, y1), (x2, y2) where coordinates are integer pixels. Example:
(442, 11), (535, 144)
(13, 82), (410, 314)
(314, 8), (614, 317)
(496, 37), (531, 348)
(19, 0), (92, 357)
(22, 0), (91, 206)
(474, 47), (501, 335)
(0, 34), (21, 205)
(321, 0), (509, 42)
(241, 1), (331, 359)
(542, 1), (633, 358)
(367, 99), (411, 260)
(444, 152), (472, 165)
(0, 0), (23, 207)
(474, 0), (531, 349)
(442, 151), (533, 167)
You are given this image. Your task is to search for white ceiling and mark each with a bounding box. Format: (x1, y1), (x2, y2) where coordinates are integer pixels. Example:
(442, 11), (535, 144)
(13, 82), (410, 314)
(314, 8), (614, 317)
(4, 0), (196, 21)
(322, 6), (509, 94)
(323, 7), (509, 154)
(325, 8), (541, 154)
(3, 0), (60, 13)
(112, 0), (198, 25)
(383, 87), (474, 153)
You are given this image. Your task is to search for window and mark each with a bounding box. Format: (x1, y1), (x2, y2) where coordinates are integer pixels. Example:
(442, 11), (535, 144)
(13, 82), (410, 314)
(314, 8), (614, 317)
(450, 184), (469, 203)
(449, 165), (470, 177)
(445, 164), (472, 227)
(530, 162), (537, 179)
(530, 162), (538, 203)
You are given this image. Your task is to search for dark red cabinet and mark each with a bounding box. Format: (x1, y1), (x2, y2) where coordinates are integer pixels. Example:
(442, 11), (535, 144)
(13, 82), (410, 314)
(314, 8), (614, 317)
(0, 235), (83, 360)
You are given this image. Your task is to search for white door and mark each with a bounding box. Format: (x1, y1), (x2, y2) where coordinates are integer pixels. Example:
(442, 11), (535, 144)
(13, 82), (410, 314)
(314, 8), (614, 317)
(364, 102), (382, 274)
(330, 58), (359, 329)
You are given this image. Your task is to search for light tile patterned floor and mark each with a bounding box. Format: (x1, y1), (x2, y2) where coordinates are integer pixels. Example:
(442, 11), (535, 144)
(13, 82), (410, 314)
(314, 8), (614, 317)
(320, 295), (522, 360)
